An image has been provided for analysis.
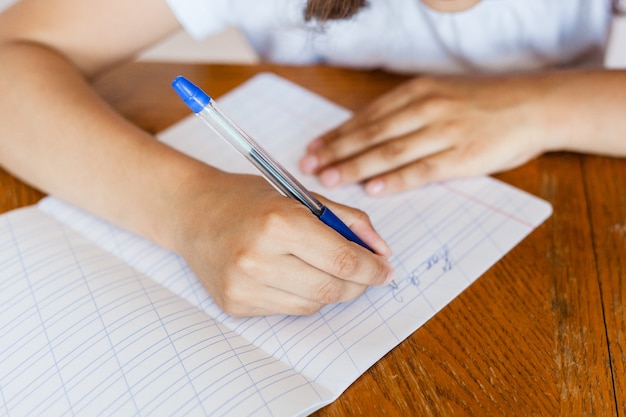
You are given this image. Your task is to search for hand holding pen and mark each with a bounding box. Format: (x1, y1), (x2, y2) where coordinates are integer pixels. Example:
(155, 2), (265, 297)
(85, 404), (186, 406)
(171, 76), (395, 316)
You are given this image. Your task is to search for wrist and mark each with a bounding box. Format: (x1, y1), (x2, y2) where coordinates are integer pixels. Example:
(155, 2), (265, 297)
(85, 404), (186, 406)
(150, 155), (226, 256)
(505, 73), (573, 154)
(528, 70), (626, 155)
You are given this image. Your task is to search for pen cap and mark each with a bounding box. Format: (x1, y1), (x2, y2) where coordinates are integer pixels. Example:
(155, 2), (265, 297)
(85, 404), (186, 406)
(172, 76), (211, 113)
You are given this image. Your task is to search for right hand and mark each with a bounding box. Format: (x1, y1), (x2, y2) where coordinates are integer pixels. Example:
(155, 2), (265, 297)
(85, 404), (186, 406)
(169, 171), (394, 317)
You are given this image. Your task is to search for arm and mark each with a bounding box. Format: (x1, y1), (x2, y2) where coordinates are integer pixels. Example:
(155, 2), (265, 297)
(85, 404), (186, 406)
(0, 0), (393, 316)
(299, 70), (626, 195)
(0, 0), (183, 240)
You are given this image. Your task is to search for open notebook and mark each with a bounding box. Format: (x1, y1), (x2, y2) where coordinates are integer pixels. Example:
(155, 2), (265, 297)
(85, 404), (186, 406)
(0, 73), (552, 417)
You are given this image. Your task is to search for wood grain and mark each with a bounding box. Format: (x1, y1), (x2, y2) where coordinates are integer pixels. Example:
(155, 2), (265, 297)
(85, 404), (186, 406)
(583, 156), (626, 416)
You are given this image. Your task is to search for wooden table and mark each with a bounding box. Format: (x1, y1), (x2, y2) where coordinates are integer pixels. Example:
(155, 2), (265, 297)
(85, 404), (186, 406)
(2, 62), (624, 416)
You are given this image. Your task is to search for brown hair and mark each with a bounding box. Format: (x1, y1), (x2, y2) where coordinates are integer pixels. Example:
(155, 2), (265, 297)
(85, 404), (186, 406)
(304, 0), (368, 21)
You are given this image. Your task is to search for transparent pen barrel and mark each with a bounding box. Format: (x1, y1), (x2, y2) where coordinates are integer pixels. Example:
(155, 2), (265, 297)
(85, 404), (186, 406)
(198, 103), (324, 216)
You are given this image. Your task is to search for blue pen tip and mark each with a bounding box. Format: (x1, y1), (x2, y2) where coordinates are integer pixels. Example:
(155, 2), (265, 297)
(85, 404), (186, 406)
(172, 76), (211, 113)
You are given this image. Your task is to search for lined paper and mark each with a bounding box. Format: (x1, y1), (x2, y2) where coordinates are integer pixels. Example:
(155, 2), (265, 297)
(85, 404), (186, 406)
(0, 73), (552, 416)
(0, 207), (326, 417)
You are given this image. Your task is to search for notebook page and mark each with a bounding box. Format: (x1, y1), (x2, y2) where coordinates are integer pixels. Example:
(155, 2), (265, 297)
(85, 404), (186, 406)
(0, 206), (330, 417)
(38, 73), (552, 413)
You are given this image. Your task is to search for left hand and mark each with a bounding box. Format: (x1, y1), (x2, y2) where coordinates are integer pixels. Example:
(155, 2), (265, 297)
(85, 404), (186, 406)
(299, 75), (553, 196)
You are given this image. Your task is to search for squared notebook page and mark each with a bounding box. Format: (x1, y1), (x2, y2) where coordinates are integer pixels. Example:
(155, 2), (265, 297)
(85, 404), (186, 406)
(37, 73), (552, 416)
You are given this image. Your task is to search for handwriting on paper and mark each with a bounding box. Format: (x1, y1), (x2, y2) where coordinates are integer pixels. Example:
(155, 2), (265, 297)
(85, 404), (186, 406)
(392, 245), (453, 301)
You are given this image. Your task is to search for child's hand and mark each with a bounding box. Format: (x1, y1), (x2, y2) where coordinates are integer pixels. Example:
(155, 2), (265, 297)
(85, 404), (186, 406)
(169, 171), (393, 317)
(299, 75), (552, 195)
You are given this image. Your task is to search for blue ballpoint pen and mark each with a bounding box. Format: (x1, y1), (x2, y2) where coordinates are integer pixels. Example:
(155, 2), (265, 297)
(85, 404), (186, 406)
(171, 75), (376, 253)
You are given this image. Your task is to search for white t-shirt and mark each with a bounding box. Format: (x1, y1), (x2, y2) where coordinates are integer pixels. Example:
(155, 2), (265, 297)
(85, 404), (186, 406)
(165, 0), (612, 74)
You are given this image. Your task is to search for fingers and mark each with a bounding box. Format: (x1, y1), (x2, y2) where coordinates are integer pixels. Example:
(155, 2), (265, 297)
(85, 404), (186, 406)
(355, 123), (543, 196)
(223, 266), (370, 317)
(369, 152), (464, 195)
(217, 253), (375, 317)
(300, 108), (429, 176)
(216, 245), (390, 317)
(315, 196), (392, 257)
(299, 74), (544, 196)
(259, 255), (370, 304)
(305, 76), (442, 153)
(211, 200), (394, 317)
(222, 287), (326, 317)
(300, 88), (463, 190)
(301, 93), (450, 175)
(281, 209), (394, 288)
(361, 148), (488, 196)
(313, 125), (453, 189)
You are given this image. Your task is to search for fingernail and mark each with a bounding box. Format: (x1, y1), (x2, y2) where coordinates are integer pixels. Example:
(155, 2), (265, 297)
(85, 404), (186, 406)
(365, 179), (385, 195)
(320, 168), (340, 187)
(378, 241), (392, 258)
(307, 139), (323, 152)
(300, 154), (319, 173)
(384, 269), (396, 286)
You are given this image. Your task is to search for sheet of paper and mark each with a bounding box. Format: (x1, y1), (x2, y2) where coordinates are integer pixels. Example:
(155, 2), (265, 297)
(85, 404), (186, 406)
(0, 206), (328, 417)
(1, 72), (552, 417)
(41, 73), (553, 410)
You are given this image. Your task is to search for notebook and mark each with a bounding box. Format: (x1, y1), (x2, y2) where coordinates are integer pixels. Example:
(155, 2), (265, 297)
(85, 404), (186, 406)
(0, 73), (552, 416)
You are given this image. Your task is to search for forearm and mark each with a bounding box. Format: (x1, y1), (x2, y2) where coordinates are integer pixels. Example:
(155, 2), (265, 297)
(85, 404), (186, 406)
(0, 41), (214, 251)
(529, 69), (626, 156)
